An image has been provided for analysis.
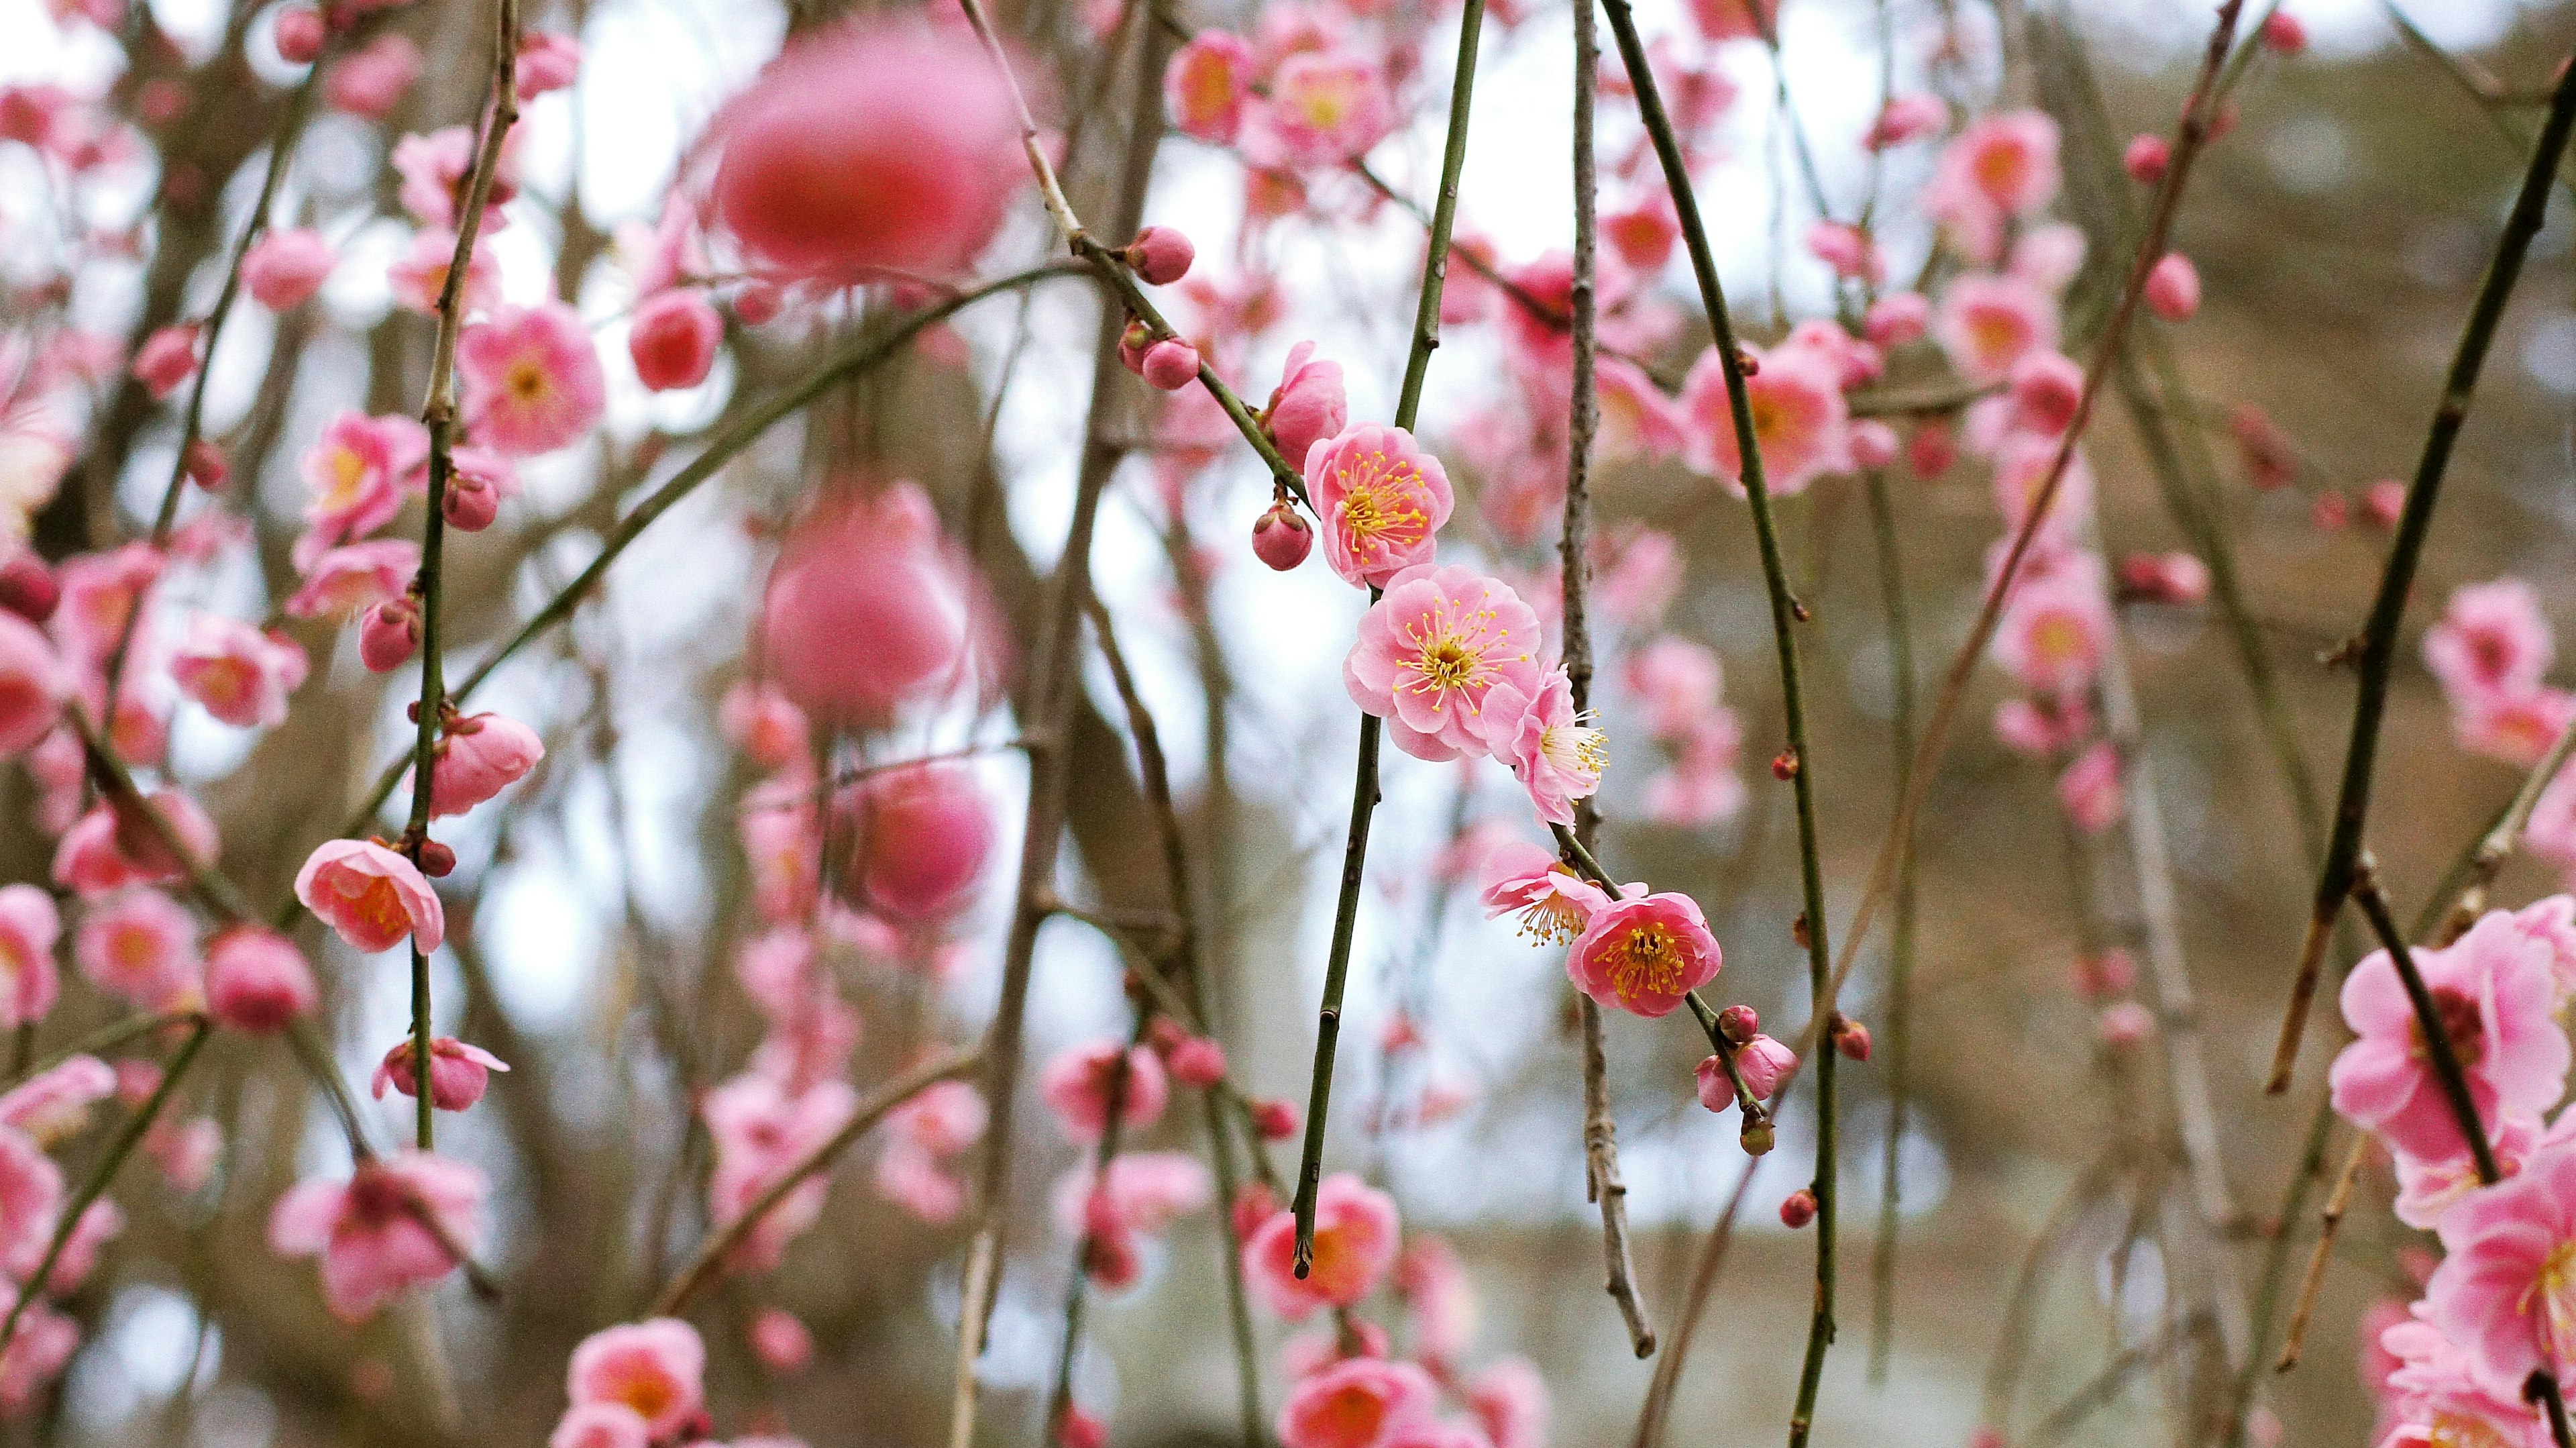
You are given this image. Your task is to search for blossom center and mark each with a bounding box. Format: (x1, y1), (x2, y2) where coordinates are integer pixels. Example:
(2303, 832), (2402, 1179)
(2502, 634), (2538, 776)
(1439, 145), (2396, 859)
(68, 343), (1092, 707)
(1538, 718), (1606, 779)
(506, 360), (551, 405)
(2407, 986), (2485, 1069)
(2529, 1237), (2576, 1367)
(1607, 923), (1684, 1004)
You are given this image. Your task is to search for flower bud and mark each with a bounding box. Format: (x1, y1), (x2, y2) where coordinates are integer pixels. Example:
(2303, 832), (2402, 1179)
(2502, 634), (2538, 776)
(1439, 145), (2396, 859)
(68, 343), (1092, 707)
(733, 281), (784, 326)
(2258, 11), (2306, 54)
(1249, 1096), (1298, 1141)
(1715, 1003), (1758, 1045)
(1140, 338), (1199, 391)
(2363, 479), (2406, 529)
(1251, 501), (1312, 571)
(205, 926), (318, 1033)
(1055, 1406), (1108, 1448)
(372, 1036), (508, 1111)
(2144, 252), (2200, 322)
(417, 839), (457, 877)
(358, 596), (421, 672)
(1830, 1013), (1872, 1062)
(183, 440), (228, 490)
(1117, 319), (1155, 375)
(273, 4), (324, 64)
(0, 554), (60, 624)
(1125, 225), (1195, 285)
(1779, 1188), (1817, 1229)
(442, 474), (499, 532)
(1739, 1117), (1776, 1156)
(1167, 1036), (1226, 1088)
(2123, 134), (2169, 185)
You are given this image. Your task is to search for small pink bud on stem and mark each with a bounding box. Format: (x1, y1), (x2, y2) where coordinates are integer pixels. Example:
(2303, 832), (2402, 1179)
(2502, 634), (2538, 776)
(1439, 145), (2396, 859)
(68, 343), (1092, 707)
(1779, 1188), (1818, 1229)
(1252, 500), (1313, 570)
(1124, 225), (1195, 285)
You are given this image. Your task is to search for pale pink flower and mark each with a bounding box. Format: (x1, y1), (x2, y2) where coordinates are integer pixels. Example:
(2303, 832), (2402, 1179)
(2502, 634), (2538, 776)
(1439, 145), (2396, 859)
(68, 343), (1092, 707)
(2398, 1115), (2545, 1232)
(1390, 1236), (1476, 1366)
(1990, 558), (2112, 697)
(0, 611), (64, 755)
(0, 1283), (76, 1416)
(1344, 564), (1544, 761)
(740, 792), (818, 924)
(2056, 740), (2124, 834)
(51, 791), (217, 898)
(459, 303), (606, 457)
(628, 289), (723, 393)
(709, 17), (1022, 280)
(1805, 221), (1882, 283)
(1935, 273), (2058, 382)
(1167, 31), (1254, 142)
(835, 762), (993, 923)
(170, 614), (307, 728)
(241, 227), (334, 309)
(284, 539), (418, 620)
(2459, 688), (2576, 770)
(1567, 890), (1721, 1019)
(1039, 1039), (1169, 1142)
(299, 411), (427, 550)
(1929, 110), (2061, 242)
(294, 839), (444, 953)
(1623, 634), (1722, 739)
(1678, 342), (1851, 496)
(1267, 342), (1348, 470)
(704, 1073), (857, 1269)
(372, 1037), (509, 1111)
(888, 1078), (987, 1157)
(2426, 580), (2554, 703)
(718, 681), (809, 771)
(0, 1127), (62, 1277)
(148, 1117), (218, 1192)
(2145, 252), (2202, 321)
(1866, 292), (1931, 349)
(387, 227), (500, 316)
(1253, 51), (1395, 169)
(2427, 1140), (2576, 1395)
(2375, 1304), (2546, 1448)
(1478, 667), (1605, 826)
(2330, 910), (2569, 1167)
(72, 888), (198, 1011)
(1595, 358), (1686, 461)
(204, 925), (317, 1033)
(1051, 1151), (1214, 1241)
(1244, 1172), (1401, 1319)
(0, 1056), (115, 1147)
(759, 486), (975, 725)
(1644, 715), (1747, 828)
(551, 1404), (653, 1448)
(427, 711), (545, 818)
(568, 1319), (705, 1439)
(1994, 695), (2092, 758)
(0, 886), (57, 1031)
(392, 127), (514, 229)
(266, 1151), (485, 1322)
(1465, 1358), (1548, 1448)
(1307, 424), (1454, 589)
(1865, 93), (1947, 150)
(50, 542), (163, 666)
(1479, 840), (1611, 945)
(323, 34), (422, 119)
(517, 31), (582, 94)
(1277, 1355), (1438, 1448)
(750, 1306), (813, 1375)
(874, 1141), (966, 1224)
(2008, 223), (2090, 294)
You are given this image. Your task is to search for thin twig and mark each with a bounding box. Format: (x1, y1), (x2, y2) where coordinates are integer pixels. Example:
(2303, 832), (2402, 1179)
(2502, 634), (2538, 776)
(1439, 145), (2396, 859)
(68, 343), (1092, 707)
(1289, 0), (1487, 1278)
(2273, 58), (2576, 1090)
(2440, 711), (2576, 937)
(2271, 1130), (2368, 1374)
(1862, 466), (1918, 1383)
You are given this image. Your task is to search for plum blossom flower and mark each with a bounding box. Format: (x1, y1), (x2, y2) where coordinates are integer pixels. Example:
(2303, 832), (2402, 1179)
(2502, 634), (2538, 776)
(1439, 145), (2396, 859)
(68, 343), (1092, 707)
(1244, 1173), (1401, 1319)
(1277, 1357), (1438, 1448)
(2056, 740), (2124, 833)
(704, 1073), (858, 1270)
(2427, 1140), (2576, 1396)
(2427, 580), (2554, 705)
(72, 888), (198, 1011)
(2330, 910), (2569, 1168)
(0, 1126), (62, 1276)
(284, 539), (418, 620)
(324, 34), (421, 119)
(294, 839), (444, 953)
(0, 1057), (115, 1147)
(1167, 31), (1254, 142)
(266, 1151), (485, 1321)
(759, 485), (976, 725)
(1479, 841), (1611, 944)
(887, 1079), (987, 1157)
(458, 303), (606, 457)
(1267, 342), (1348, 471)
(203, 925), (317, 1033)
(718, 681), (808, 771)
(1935, 273), (2059, 382)
(1566, 890), (1721, 1019)
(2459, 688), (2576, 770)
(1039, 1039), (1169, 1142)
(628, 289), (723, 393)
(1478, 668), (1605, 826)
(241, 227), (334, 310)
(551, 1404), (653, 1448)
(1465, 1358), (1549, 1448)
(566, 1319), (705, 1440)
(388, 228), (500, 316)
(298, 411), (427, 553)
(427, 711), (545, 818)
(2375, 1303), (2548, 1448)
(1990, 556), (2112, 698)
(1307, 425), (1453, 588)
(1344, 564), (1544, 761)
(709, 17), (1022, 280)
(0, 1281), (76, 1414)
(1253, 51), (1395, 168)
(50, 541), (162, 666)
(0, 886), (57, 1031)
(0, 611), (64, 755)
(372, 1037), (509, 1111)
(834, 762), (994, 923)
(1678, 341), (1851, 496)
(170, 614), (308, 728)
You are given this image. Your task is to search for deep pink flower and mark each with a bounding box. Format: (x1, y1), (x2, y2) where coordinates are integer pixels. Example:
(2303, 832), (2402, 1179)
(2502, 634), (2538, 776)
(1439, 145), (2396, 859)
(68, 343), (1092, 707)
(2330, 910), (2569, 1167)
(1935, 272), (2058, 382)
(1307, 424), (1453, 588)
(0, 611), (64, 755)
(835, 762), (993, 923)
(459, 302), (606, 457)
(1566, 890), (1721, 1019)
(628, 289), (723, 393)
(2427, 1141), (2576, 1395)
(566, 1319), (704, 1439)
(324, 34), (422, 119)
(0, 886), (58, 1032)
(1344, 564), (1544, 762)
(1479, 839), (1611, 944)
(427, 711), (545, 819)
(372, 1036), (509, 1111)
(2427, 580), (2554, 704)
(1244, 1173), (1401, 1319)
(1277, 1357), (1438, 1448)
(170, 614), (308, 728)
(759, 486), (975, 724)
(284, 539), (418, 620)
(1039, 1039), (1169, 1142)
(294, 839), (444, 953)
(1165, 31), (1253, 142)
(710, 17), (1022, 280)
(1678, 341), (1851, 496)
(242, 227), (334, 310)
(1267, 342), (1348, 471)
(298, 411), (427, 551)
(267, 1151), (485, 1322)
(1478, 666), (1605, 826)
(204, 925), (317, 1033)
(72, 888), (198, 1011)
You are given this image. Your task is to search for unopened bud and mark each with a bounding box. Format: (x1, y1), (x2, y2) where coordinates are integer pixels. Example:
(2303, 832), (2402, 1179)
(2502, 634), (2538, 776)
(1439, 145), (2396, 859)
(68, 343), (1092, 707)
(1779, 1188), (1817, 1229)
(1739, 1117), (1776, 1156)
(0, 555), (60, 624)
(1116, 319), (1155, 375)
(441, 474), (499, 531)
(358, 596), (421, 672)
(1830, 1013), (1873, 1062)
(417, 839), (456, 877)
(1140, 338), (1200, 392)
(1249, 1097), (1298, 1141)
(1771, 749), (1798, 780)
(1251, 501), (1313, 571)
(183, 439), (228, 490)
(1715, 1003), (1758, 1045)
(1125, 225), (1195, 286)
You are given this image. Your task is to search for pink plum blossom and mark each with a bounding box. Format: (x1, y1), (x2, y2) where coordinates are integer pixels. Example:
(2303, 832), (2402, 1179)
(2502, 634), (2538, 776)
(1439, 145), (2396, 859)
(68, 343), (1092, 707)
(266, 1151), (485, 1321)
(388, 228), (500, 316)
(2426, 580), (2553, 704)
(241, 227), (334, 310)
(888, 1079), (987, 1157)
(170, 614), (307, 728)
(372, 1037), (509, 1111)
(1465, 1358), (1549, 1448)
(1244, 1173), (1401, 1318)
(323, 34), (421, 119)
(1990, 557), (2112, 698)
(1344, 564), (1544, 761)
(458, 303), (606, 457)
(1623, 634), (1722, 739)
(2057, 740), (2125, 833)
(2426, 1140), (2576, 1395)
(294, 839), (444, 953)
(1935, 273), (2059, 382)
(1166, 31), (1254, 142)
(1254, 52), (1395, 169)
(1477, 667), (1605, 826)
(284, 539), (418, 620)
(718, 681), (809, 770)
(1678, 341), (1851, 496)
(2145, 252), (2202, 321)
(566, 1319), (705, 1439)
(1277, 1357), (1438, 1448)
(0, 611), (64, 754)
(203, 925), (317, 1033)
(628, 289), (723, 392)
(427, 711), (545, 818)
(1566, 890), (1721, 1019)
(1039, 1039), (1169, 1142)
(1307, 425), (1453, 588)
(1267, 342), (1348, 470)
(0, 1056), (114, 1147)
(2375, 1304), (2546, 1448)
(72, 888), (198, 1011)
(835, 762), (994, 923)
(759, 486), (975, 724)
(0, 886), (56, 1031)
(1479, 840), (1611, 944)
(298, 411), (427, 553)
